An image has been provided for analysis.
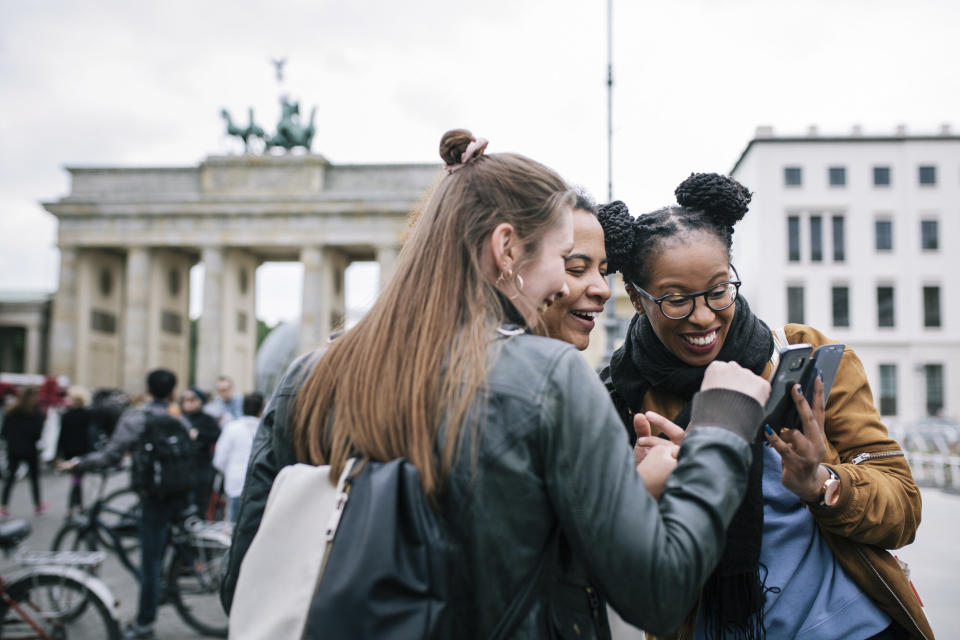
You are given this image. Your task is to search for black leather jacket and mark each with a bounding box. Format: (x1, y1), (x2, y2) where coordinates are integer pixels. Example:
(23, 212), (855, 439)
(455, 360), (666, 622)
(221, 329), (762, 638)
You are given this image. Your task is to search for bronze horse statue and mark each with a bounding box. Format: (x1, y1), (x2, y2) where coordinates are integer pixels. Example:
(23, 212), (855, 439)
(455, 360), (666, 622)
(220, 108), (266, 153)
(263, 97), (316, 152)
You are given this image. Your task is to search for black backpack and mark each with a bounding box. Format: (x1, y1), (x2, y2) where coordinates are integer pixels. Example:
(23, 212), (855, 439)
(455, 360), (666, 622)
(131, 411), (196, 500)
(300, 458), (551, 639)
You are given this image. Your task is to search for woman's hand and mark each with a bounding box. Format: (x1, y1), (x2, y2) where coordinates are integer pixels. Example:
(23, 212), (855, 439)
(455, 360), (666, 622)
(636, 441), (679, 500)
(764, 375), (830, 502)
(633, 411), (684, 464)
(634, 412), (681, 498)
(701, 360), (771, 406)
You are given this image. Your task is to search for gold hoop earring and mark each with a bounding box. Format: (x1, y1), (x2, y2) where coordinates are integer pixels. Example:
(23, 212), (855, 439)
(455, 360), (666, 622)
(515, 274), (524, 291)
(496, 268), (513, 285)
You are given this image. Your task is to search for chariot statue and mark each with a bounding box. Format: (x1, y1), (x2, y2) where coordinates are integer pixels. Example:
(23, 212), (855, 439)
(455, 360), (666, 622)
(220, 108), (266, 153)
(220, 59), (317, 154)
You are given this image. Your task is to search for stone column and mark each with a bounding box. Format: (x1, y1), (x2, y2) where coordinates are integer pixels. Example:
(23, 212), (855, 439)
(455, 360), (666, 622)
(376, 245), (400, 292)
(299, 246), (333, 355)
(122, 246), (150, 393)
(196, 246), (225, 390)
(24, 323), (42, 374)
(49, 247), (78, 380)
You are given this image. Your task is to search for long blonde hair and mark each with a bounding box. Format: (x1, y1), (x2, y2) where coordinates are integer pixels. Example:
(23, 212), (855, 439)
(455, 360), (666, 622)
(291, 129), (573, 496)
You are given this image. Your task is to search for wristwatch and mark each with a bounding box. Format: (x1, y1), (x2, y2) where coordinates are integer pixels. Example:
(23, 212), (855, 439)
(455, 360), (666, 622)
(812, 465), (840, 508)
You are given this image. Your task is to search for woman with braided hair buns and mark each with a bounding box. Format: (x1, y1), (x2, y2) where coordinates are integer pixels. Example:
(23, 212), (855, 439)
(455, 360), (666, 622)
(222, 129), (779, 639)
(597, 172), (930, 640)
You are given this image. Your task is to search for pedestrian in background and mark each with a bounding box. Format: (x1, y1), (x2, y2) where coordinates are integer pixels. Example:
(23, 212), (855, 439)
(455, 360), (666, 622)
(180, 387), (221, 518)
(213, 392), (263, 522)
(1, 386), (49, 517)
(56, 386), (94, 516)
(205, 375), (242, 426)
(59, 368), (194, 640)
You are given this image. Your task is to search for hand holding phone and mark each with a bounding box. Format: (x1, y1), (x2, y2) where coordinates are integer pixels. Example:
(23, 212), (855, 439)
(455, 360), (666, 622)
(763, 344), (812, 433)
(765, 343), (845, 433)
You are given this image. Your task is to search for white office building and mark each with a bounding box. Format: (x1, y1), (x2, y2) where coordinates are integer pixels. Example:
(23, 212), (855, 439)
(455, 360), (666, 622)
(730, 125), (960, 426)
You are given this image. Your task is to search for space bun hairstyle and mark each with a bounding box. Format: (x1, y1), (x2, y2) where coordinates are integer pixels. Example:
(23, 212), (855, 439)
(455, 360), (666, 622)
(597, 172), (752, 287)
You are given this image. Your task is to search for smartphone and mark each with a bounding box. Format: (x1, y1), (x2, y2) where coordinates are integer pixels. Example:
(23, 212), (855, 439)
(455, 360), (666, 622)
(763, 343), (813, 433)
(775, 344), (846, 432)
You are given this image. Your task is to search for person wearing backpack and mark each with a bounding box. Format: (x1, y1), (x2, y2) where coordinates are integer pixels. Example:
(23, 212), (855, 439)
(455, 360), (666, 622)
(221, 129), (772, 639)
(59, 368), (194, 640)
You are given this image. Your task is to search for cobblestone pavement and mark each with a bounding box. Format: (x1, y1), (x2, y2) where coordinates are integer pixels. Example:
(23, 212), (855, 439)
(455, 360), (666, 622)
(0, 468), (223, 639)
(2, 468), (957, 639)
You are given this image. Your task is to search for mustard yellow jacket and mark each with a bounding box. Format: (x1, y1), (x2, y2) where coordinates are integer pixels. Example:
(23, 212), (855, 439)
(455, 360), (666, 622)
(638, 324), (933, 640)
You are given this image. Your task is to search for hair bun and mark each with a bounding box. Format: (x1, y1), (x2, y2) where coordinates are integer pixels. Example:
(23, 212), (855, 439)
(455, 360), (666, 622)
(674, 172), (752, 228)
(597, 200), (635, 275)
(439, 129), (476, 167)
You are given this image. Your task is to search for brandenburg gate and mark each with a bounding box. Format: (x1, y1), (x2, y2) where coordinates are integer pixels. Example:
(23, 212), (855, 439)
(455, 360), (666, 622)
(42, 154), (440, 393)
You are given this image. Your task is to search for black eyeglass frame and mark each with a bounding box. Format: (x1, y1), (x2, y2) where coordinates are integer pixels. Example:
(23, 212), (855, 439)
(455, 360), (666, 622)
(631, 265), (742, 321)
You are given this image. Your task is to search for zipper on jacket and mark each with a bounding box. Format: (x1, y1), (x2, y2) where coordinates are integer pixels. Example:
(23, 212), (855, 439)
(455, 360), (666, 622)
(853, 546), (928, 640)
(585, 586), (604, 632)
(850, 450), (905, 465)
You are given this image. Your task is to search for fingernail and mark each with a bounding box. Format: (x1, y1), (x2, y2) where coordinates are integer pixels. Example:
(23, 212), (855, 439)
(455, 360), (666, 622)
(819, 371), (824, 381)
(764, 424), (774, 436)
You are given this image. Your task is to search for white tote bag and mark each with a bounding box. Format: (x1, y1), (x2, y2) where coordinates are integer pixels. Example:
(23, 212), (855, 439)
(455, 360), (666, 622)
(229, 459), (355, 640)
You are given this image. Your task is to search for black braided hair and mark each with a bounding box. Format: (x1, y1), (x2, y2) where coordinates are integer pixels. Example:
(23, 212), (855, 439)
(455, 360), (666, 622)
(597, 172), (752, 287)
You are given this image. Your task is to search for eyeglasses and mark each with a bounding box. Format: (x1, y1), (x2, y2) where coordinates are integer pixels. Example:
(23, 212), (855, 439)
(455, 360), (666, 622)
(632, 265), (741, 320)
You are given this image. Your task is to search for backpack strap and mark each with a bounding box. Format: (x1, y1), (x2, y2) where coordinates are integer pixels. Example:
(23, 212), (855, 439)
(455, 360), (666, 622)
(488, 526), (560, 640)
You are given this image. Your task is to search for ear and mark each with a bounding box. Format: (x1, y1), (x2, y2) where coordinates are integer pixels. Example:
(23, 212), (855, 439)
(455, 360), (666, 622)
(488, 222), (519, 276)
(625, 282), (646, 315)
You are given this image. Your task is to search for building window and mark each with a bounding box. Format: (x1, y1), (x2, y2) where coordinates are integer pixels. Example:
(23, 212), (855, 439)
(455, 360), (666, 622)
(832, 286), (850, 327)
(924, 286), (941, 328)
(832, 215), (845, 262)
(920, 220), (939, 250)
(809, 216), (823, 262)
(828, 166), (846, 186)
(784, 167), (802, 186)
(877, 286), (895, 327)
(878, 364), (897, 416)
(788, 216), (801, 262)
(161, 311), (182, 335)
(918, 165), (936, 185)
(873, 166), (891, 186)
(787, 286), (805, 324)
(875, 220), (893, 251)
(924, 364), (944, 416)
(0, 327), (26, 373)
(90, 310), (117, 334)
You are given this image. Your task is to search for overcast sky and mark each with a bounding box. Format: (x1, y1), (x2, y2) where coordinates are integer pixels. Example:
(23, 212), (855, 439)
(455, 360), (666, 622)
(2, 0), (958, 325)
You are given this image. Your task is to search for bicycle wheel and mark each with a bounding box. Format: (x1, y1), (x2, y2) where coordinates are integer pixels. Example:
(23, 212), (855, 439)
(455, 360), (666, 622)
(51, 522), (97, 553)
(166, 538), (229, 637)
(0, 572), (121, 639)
(98, 487), (141, 559)
(99, 487), (141, 539)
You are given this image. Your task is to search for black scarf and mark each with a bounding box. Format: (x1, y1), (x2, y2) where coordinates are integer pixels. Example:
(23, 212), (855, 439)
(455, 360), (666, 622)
(608, 296), (773, 639)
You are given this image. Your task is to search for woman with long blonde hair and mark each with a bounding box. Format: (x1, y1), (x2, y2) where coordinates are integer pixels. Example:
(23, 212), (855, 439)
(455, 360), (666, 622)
(222, 130), (772, 638)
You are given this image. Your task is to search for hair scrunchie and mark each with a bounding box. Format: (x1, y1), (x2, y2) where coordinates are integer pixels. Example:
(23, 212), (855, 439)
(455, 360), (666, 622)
(445, 138), (489, 174)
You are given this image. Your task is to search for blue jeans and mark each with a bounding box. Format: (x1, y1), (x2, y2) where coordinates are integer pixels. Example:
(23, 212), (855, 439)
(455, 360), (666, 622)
(136, 497), (181, 627)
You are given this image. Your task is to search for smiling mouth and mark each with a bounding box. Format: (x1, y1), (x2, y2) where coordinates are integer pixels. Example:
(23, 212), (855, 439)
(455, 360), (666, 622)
(682, 329), (718, 347)
(571, 310), (601, 321)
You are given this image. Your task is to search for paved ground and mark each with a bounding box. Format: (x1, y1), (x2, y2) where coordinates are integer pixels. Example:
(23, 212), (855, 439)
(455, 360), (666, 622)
(2, 469), (956, 639)
(0, 468), (224, 639)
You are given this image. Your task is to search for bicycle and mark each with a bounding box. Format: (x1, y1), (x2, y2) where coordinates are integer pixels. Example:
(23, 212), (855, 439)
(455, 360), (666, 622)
(51, 476), (231, 637)
(0, 518), (121, 639)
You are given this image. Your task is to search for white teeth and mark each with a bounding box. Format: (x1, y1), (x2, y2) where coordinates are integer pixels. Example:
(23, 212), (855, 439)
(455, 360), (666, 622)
(683, 331), (717, 347)
(571, 311), (600, 319)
